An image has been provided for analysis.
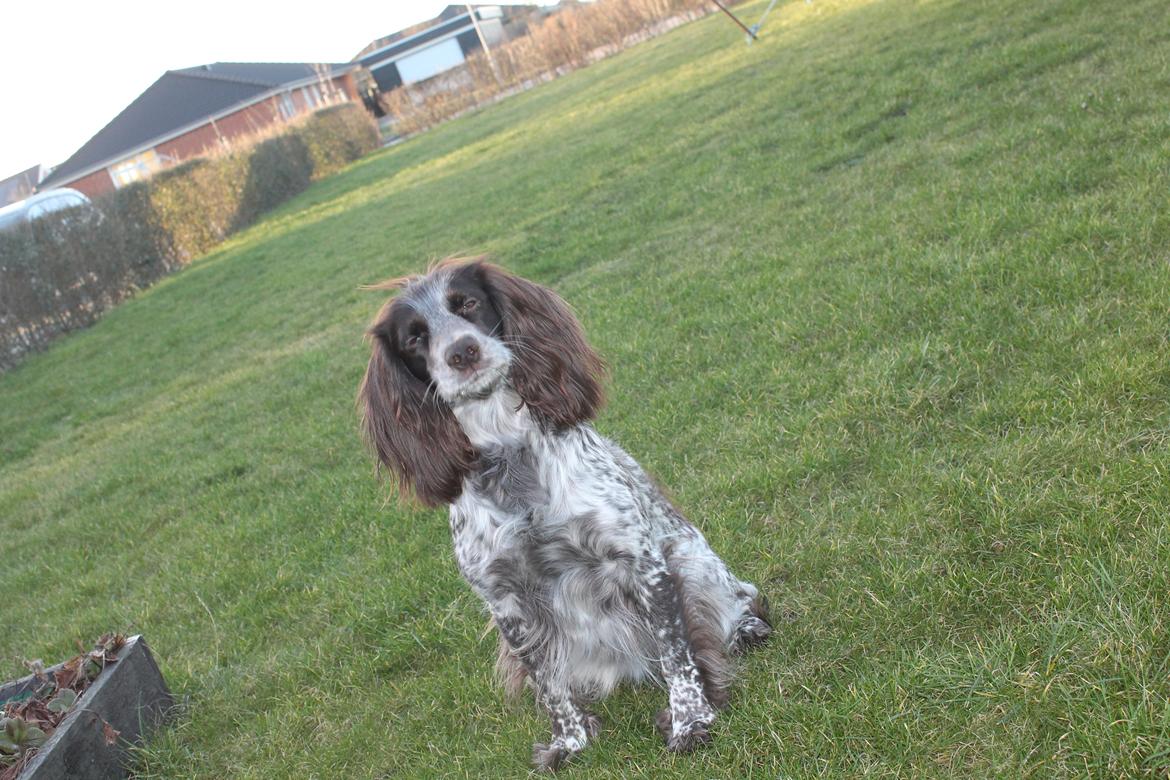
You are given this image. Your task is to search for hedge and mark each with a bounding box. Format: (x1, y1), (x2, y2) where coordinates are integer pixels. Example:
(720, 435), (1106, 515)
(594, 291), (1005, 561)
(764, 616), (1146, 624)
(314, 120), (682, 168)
(0, 103), (379, 373)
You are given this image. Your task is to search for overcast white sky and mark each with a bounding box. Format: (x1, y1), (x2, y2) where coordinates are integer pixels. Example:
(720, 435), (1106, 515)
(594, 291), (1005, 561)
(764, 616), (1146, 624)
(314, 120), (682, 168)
(0, 1), (459, 179)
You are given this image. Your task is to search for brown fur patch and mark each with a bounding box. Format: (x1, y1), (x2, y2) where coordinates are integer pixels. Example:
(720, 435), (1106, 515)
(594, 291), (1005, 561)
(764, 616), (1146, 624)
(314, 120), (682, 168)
(655, 707), (673, 740)
(669, 569), (734, 710)
(495, 630), (528, 699)
(357, 320), (475, 506)
(476, 261), (607, 431)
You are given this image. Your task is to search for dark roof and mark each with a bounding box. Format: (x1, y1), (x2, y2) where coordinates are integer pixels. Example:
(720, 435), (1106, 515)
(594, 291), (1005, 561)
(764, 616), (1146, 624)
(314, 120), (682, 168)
(42, 62), (355, 188)
(0, 165), (44, 207)
(352, 5), (484, 62)
(172, 62), (352, 87)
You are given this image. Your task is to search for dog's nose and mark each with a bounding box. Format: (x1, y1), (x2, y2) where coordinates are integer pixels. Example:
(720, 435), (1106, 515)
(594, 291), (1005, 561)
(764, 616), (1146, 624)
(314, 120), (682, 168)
(446, 336), (481, 372)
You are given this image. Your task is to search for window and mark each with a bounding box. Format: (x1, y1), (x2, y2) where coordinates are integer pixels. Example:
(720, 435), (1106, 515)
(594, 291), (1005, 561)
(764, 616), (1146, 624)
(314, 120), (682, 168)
(278, 92), (296, 120)
(302, 84), (323, 109)
(109, 149), (162, 188)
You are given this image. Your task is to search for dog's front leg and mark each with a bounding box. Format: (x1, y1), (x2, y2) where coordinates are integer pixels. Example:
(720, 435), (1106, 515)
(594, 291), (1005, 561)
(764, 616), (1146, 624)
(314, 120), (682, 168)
(493, 612), (600, 771)
(636, 559), (718, 752)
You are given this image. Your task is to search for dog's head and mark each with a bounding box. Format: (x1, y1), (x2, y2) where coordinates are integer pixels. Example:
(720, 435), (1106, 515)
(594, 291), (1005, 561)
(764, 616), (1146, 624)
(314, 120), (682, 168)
(359, 258), (605, 506)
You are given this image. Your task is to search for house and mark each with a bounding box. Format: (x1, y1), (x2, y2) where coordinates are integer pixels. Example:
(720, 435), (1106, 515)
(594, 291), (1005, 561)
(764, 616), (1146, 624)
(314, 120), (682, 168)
(0, 165), (49, 208)
(40, 62), (364, 199)
(353, 5), (519, 93)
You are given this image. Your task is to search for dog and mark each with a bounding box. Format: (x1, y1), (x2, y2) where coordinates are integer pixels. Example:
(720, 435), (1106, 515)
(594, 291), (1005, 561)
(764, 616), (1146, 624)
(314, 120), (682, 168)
(359, 258), (770, 770)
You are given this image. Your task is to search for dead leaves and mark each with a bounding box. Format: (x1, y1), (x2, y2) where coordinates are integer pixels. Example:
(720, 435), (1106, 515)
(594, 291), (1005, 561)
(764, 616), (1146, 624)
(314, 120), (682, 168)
(52, 633), (125, 693)
(0, 634), (126, 779)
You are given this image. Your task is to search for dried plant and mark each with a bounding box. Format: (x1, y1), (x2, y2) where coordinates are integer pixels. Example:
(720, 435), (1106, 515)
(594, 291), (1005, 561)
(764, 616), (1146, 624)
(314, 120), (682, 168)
(382, 0), (718, 136)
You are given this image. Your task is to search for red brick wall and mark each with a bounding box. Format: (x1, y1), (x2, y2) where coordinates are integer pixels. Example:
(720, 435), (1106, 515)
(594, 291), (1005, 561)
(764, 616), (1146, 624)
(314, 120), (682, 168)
(338, 73), (360, 102)
(156, 96), (283, 161)
(68, 168), (116, 199)
(154, 121), (222, 162)
(291, 89), (310, 114)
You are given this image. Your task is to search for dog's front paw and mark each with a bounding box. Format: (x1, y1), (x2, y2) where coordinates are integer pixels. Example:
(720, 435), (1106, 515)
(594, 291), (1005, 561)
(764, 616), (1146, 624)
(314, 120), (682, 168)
(533, 710), (597, 770)
(656, 707), (715, 753)
(668, 724), (712, 753)
(667, 719), (713, 753)
(532, 739), (578, 772)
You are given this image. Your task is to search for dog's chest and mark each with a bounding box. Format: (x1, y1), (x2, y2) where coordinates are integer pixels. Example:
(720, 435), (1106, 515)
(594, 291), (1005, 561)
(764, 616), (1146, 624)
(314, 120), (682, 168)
(449, 437), (648, 597)
(469, 444), (545, 515)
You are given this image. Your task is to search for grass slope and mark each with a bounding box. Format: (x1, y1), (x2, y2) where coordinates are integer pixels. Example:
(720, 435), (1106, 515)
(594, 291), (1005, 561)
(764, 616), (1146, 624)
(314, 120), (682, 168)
(3, 0), (1170, 776)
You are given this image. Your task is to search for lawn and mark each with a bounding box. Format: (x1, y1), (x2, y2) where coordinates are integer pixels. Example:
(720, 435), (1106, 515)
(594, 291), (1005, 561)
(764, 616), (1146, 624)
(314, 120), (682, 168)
(3, 0), (1170, 776)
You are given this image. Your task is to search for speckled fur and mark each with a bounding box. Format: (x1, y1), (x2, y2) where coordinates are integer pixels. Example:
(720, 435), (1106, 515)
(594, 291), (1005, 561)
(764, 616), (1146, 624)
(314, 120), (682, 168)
(359, 260), (771, 771)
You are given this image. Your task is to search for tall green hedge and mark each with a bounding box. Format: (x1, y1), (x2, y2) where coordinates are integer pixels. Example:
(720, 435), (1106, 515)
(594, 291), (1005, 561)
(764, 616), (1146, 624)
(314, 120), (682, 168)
(0, 103), (379, 373)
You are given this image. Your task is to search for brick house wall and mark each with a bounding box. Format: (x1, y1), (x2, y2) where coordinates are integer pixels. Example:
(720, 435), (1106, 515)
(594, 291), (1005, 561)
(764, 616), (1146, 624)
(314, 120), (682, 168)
(154, 97), (282, 161)
(69, 169), (117, 199)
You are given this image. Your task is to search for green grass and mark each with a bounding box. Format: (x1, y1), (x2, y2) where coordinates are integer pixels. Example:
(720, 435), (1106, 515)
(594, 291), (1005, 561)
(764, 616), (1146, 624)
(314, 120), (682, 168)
(3, 0), (1170, 776)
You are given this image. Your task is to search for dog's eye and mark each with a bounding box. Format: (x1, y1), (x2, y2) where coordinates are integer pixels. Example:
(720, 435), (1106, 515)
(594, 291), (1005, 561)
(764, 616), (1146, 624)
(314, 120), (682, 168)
(461, 297), (479, 314)
(404, 333), (424, 350)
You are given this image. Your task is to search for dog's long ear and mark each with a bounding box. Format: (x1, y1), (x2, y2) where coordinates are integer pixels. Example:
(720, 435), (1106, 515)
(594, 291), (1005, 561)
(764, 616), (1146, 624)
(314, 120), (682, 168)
(477, 262), (605, 430)
(359, 310), (475, 507)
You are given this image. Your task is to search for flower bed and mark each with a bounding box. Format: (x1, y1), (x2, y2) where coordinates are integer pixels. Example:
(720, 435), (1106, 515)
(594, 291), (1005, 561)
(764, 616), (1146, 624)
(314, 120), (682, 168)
(0, 635), (171, 780)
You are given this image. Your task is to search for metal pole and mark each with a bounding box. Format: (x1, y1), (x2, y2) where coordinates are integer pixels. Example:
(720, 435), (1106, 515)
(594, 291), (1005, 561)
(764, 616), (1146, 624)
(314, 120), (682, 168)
(710, 0), (758, 40)
(466, 4), (503, 86)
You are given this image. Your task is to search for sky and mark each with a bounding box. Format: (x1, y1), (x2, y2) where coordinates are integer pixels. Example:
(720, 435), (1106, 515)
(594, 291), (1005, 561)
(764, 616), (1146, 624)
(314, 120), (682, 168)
(0, 1), (457, 179)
